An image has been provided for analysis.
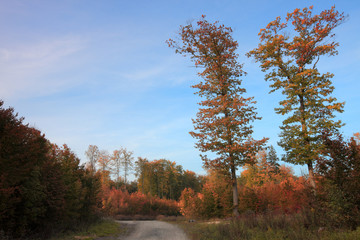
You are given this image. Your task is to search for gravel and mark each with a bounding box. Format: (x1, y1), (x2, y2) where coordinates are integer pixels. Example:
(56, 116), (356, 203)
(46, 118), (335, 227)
(117, 220), (189, 240)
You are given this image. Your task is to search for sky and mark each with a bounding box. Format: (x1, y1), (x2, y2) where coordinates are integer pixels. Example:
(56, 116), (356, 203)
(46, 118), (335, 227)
(1, 0), (359, 177)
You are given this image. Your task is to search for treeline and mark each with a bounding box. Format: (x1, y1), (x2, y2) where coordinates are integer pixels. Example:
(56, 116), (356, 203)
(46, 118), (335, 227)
(85, 145), (134, 184)
(94, 157), (184, 218)
(82, 142), (204, 213)
(83, 146), (204, 201)
(0, 101), (101, 238)
(87, 152), (204, 217)
(136, 158), (203, 200)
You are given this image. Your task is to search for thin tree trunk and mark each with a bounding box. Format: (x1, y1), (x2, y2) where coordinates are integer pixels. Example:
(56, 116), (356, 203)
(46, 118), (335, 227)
(307, 161), (316, 194)
(124, 165), (127, 184)
(230, 162), (239, 217)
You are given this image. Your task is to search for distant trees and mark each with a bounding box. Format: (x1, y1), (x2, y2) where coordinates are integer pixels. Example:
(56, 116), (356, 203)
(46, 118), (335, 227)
(86, 146), (134, 184)
(111, 149), (122, 182)
(168, 16), (267, 217)
(135, 158), (203, 200)
(97, 150), (111, 172)
(119, 148), (134, 183)
(85, 145), (99, 173)
(247, 6), (346, 189)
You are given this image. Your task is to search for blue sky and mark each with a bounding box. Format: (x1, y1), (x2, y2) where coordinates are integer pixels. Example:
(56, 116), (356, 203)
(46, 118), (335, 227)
(1, 0), (359, 177)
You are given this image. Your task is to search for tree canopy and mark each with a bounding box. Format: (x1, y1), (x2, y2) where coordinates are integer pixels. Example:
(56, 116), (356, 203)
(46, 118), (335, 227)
(168, 16), (267, 216)
(247, 6), (345, 188)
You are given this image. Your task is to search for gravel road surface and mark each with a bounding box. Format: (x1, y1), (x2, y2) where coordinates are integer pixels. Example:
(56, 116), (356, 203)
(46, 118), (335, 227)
(117, 220), (189, 240)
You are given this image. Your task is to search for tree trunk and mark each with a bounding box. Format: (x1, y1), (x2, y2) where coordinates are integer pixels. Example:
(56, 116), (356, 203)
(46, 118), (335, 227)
(299, 94), (317, 193)
(230, 163), (239, 217)
(307, 161), (316, 194)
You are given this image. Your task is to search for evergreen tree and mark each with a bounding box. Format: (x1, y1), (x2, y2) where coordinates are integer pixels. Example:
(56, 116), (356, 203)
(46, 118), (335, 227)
(267, 145), (280, 173)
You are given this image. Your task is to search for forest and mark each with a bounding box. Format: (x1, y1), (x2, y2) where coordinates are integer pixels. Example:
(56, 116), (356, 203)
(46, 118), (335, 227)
(1, 102), (359, 239)
(1, 5), (360, 240)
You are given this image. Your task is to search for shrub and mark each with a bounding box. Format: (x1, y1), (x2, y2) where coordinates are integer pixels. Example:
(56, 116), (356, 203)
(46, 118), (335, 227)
(101, 188), (180, 216)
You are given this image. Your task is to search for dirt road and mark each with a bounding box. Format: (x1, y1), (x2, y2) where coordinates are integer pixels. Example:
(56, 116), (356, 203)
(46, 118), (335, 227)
(117, 220), (189, 240)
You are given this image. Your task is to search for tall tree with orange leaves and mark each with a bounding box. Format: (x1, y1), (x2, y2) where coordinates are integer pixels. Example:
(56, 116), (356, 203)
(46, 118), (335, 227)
(168, 16), (267, 216)
(247, 6), (346, 190)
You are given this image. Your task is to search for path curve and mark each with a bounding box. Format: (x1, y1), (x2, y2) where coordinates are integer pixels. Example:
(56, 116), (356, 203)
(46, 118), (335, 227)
(117, 220), (188, 240)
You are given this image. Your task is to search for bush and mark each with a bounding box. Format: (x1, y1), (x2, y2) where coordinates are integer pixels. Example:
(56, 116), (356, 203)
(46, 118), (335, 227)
(179, 170), (232, 219)
(102, 188), (180, 217)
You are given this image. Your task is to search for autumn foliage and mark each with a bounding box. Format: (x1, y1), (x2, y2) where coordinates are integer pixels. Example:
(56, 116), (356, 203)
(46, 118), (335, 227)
(315, 132), (360, 228)
(179, 150), (310, 219)
(247, 6), (346, 189)
(0, 101), (101, 238)
(179, 170), (232, 219)
(135, 158), (203, 200)
(93, 158), (184, 218)
(168, 15), (267, 217)
(1, 5), (358, 239)
(238, 162), (309, 214)
(101, 189), (180, 217)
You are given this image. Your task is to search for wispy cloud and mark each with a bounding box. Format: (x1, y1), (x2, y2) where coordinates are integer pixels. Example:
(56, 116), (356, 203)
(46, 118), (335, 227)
(0, 36), (86, 99)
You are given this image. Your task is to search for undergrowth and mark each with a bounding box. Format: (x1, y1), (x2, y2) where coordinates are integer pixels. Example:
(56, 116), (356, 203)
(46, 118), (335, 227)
(47, 219), (125, 240)
(176, 212), (360, 240)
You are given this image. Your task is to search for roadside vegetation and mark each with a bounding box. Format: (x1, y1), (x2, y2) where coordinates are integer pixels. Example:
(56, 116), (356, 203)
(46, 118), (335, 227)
(173, 134), (360, 239)
(48, 219), (125, 240)
(177, 215), (360, 240)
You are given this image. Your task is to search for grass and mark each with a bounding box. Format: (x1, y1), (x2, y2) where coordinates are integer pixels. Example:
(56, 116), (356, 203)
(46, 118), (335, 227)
(174, 214), (360, 240)
(48, 219), (126, 240)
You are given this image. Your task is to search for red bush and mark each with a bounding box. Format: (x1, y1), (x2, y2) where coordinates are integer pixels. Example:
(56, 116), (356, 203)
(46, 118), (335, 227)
(102, 188), (180, 216)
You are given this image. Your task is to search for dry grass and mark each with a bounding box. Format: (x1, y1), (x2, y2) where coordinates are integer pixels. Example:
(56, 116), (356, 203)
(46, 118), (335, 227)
(48, 219), (126, 240)
(174, 212), (360, 240)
